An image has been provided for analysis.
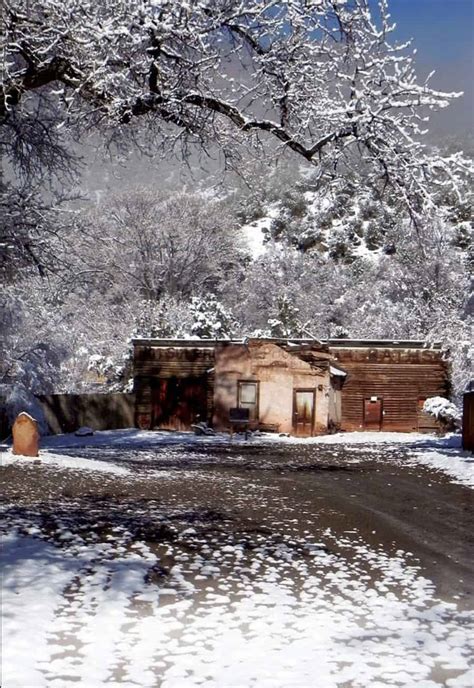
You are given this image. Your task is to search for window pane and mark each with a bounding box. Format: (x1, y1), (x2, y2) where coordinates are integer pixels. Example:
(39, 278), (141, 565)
(240, 383), (257, 404)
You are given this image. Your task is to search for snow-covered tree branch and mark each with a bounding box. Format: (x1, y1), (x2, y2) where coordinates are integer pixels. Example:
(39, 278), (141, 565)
(2, 0), (469, 206)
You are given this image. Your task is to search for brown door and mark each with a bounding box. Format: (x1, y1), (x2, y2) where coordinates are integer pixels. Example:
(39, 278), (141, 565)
(293, 390), (315, 437)
(363, 397), (383, 430)
(152, 376), (208, 431)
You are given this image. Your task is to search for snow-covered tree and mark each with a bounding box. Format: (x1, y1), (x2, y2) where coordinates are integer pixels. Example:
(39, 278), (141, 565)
(268, 295), (304, 338)
(3, 1), (470, 222)
(190, 295), (238, 339)
(78, 189), (243, 302)
(132, 298), (194, 339)
(0, 180), (79, 283)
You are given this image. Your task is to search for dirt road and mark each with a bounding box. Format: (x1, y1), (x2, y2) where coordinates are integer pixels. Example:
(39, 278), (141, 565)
(2, 441), (473, 603)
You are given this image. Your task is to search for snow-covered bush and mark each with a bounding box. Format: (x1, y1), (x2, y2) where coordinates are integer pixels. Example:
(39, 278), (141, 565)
(423, 397), (461, 431)
(330, 325), (350, 340)
(87, 354), (115, 378)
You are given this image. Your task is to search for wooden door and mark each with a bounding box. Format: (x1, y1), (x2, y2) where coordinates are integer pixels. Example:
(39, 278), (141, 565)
(293, 389), (315, 437)
(152, 376), (207, 431)
(363, 397), (383, 430)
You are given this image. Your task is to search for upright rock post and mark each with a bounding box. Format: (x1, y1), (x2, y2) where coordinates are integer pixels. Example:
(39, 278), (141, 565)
(12, 412), (40, 457)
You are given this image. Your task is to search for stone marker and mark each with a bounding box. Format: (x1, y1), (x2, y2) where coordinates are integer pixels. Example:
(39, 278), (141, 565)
(12, 412), (40, 457)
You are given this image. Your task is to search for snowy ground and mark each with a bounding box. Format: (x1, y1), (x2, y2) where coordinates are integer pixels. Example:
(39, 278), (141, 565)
(1, 432), (473, 687)
(2, 428), (473, 487)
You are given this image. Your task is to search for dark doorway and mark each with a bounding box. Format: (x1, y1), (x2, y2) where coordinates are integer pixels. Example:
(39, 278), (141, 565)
(363, 397), (383, 430)
(293, 389), (315, 437)
(152, 376), (208, 431)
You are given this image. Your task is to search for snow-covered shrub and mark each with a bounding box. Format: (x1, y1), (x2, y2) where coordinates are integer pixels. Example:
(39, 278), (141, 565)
(330, 325), (350, 339)
(249, 328), (272, 338)
(423, 397), (461, 431)
(87, 354), (115, 378)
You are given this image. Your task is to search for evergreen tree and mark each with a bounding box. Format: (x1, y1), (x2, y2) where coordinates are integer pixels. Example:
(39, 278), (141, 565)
(190, 296), (238, 339)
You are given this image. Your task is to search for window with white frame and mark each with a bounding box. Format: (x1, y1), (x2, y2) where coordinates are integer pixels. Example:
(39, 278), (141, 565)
(237, 380), (259, 421)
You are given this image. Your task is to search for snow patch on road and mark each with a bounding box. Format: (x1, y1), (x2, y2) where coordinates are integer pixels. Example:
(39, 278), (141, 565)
(0, 427), (456, 452)
(2, 429), (472, 488)
(408, 449), (474, 488)
(1, 534), (84, 688)
(1, 530), (472, 688)
(267, 430), (436, 445)
(0, 450), (131, 476)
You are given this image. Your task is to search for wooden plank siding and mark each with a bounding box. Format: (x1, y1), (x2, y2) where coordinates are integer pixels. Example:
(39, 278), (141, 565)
(329, 346), (449, 432)
(134, 346), (214, 430)
(134, 345), (214, 377)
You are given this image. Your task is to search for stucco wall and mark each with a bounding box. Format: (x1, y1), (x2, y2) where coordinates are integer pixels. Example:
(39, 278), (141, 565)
(213, 341), (331, 434)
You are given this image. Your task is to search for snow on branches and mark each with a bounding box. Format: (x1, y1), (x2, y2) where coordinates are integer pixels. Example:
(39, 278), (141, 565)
(1, 0), (470, 213)
(423, 397), (461, 431)
(190, 295), (238, 339)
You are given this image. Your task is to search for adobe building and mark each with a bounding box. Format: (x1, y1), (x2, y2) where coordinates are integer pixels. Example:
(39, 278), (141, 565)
(132, 338), (449, 436)
(212, 340), (346, 435)
(132, 338), (346, 436)
(326, 339), (449, 432)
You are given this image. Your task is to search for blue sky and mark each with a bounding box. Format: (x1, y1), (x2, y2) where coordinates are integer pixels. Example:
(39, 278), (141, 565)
(384, 0), (473, 136)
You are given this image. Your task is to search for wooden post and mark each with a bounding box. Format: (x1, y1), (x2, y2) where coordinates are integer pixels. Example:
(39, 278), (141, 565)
(462, 391), (474, 452)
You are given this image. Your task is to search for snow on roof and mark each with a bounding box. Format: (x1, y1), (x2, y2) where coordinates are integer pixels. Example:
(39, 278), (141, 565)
(133, 337), (440, 351)
(132, 338), (245, 347)
(132, 337), (326, 347)
(325, 339), (442, 350)
(330, 365), (347, 377)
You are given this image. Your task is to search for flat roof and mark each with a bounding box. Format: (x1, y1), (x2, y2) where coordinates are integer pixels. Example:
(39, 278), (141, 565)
(324, 339), (442, 349)
(132, 338), (245, 347)
(132, 337), (327, 348)
(132, 337), (441, 350)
